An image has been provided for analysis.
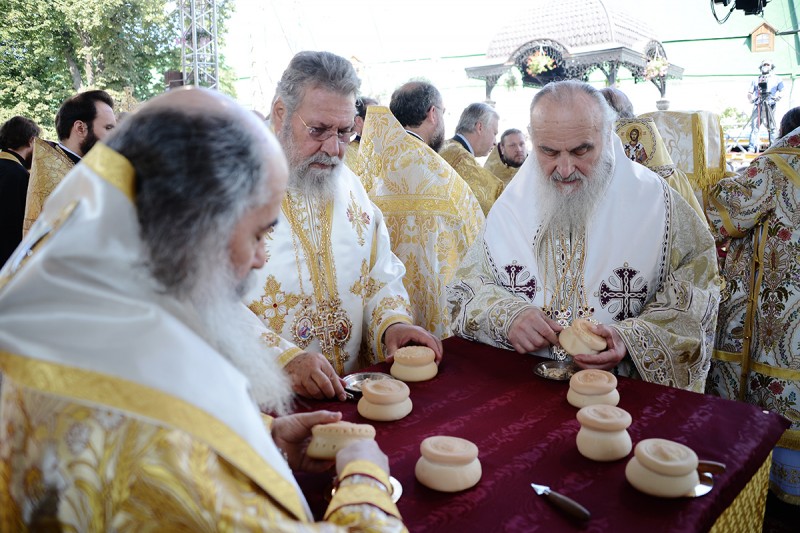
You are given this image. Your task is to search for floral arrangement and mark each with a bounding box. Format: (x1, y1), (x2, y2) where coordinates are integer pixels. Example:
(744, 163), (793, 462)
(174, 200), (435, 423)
(526, 50), (555, 76)
(644, 56), (669, 81)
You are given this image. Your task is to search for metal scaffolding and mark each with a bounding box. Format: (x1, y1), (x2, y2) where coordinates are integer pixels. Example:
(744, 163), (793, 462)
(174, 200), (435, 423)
(179, 0), (219, 89)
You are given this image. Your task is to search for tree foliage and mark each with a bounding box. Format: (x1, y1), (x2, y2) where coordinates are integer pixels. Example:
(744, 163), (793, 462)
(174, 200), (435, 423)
(0, 0), (230, 136)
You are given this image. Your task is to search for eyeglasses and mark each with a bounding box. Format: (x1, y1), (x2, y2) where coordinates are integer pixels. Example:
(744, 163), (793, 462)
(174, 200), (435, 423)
(296, 113), (357, 144)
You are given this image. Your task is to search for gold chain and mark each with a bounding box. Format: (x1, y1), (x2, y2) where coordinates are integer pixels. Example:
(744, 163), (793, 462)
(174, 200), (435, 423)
(542, 231), (587, 316)
(284, 192), (352, 373)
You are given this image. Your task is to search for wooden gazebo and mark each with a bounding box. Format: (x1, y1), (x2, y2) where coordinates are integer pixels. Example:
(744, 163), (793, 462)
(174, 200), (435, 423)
(466, 0), (683, 101)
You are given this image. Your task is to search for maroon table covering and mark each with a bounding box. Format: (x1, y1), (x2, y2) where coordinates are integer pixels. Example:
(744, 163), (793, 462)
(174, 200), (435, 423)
(295, 337), (789, 532)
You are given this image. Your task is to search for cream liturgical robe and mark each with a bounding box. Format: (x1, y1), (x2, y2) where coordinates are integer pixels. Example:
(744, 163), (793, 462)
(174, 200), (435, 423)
(448, 137), (721, 392)
(245, 164), (413, 376)
(354, 106), (485, 338)
(440, 139), (504, 215)
(0, 145), (404, 531)
(705, 131), (800, 504)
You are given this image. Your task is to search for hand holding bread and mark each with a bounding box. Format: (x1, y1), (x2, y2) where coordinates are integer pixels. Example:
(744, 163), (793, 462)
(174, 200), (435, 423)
(271, 410), (342, 472)
(564, 321), (629, 372)
(306, 420), (377, 460)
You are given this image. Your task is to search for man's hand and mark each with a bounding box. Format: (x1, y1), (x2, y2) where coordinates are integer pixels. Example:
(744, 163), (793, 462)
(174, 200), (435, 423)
(272, 410), (341, 472)
(336, 439), (390, 478)
(571, 323), (627, 371)
(507, 307), (562, 353)
(383, 323), (443, 363)
(285, 352), (347, 401)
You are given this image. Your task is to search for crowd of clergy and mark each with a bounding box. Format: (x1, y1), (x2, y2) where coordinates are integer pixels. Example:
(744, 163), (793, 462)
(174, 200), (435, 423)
(1, 48), (799, 529)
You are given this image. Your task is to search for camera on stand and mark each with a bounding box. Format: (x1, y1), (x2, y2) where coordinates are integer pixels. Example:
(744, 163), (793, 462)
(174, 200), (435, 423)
(758, 77), (768, 97)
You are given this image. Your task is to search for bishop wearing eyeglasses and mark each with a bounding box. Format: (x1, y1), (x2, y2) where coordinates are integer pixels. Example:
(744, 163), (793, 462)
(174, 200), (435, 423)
(242, 51), (443, 402)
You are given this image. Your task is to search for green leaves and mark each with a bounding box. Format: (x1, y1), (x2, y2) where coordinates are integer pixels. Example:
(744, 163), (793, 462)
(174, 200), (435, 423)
(0, 0), (199, 134)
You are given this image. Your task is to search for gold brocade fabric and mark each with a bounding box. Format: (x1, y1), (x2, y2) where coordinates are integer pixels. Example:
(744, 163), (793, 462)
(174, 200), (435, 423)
(639, 110), (727, 191)
(483, 146), (519, 187)
(709, 453), (771, 533)
(439, 139), (504, 215)
(355, 107), (485, 338)
(0, 375), (405, 532)
(615, 118), (705, 221)
(344, 138), (361, 175)
(23, 138), (75, 236)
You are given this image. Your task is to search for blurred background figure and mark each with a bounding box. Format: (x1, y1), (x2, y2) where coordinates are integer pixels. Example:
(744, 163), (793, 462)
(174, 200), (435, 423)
(0, 116), (40, 265)
(746, 59), (784, 152)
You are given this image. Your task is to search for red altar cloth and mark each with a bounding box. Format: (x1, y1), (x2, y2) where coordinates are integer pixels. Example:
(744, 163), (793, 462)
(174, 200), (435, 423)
(295, 337), (788, 532)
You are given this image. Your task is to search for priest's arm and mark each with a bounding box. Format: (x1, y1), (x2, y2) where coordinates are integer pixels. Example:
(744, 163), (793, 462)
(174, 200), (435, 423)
(611, 191), (721, 392)
(447, 230), (541, 350)
(704, 151), (780, 242)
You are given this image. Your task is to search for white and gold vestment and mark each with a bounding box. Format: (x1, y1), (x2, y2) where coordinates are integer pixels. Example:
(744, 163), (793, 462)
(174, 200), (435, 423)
(448, 137), (720, 392)
(0, 144), (405, 531)
(245, 164), (413, 376)
(354, 106), (485, 338)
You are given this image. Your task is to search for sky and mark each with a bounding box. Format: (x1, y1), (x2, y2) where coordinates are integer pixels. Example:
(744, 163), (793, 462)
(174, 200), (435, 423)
(221, 0), (797, 136)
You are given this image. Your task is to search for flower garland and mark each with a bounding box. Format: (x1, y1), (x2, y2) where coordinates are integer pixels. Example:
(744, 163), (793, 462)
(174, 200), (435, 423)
(644, 56), (669, 81)
(526, 50), (555, 76)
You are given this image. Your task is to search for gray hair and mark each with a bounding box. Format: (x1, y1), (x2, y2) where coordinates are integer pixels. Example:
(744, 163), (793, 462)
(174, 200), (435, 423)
(455, 102), (499, 135)
(531, 80), (617, 134)
(105, 109), (268, 297)
(599, 87), (634, 119)
(276, 51), (361, 116)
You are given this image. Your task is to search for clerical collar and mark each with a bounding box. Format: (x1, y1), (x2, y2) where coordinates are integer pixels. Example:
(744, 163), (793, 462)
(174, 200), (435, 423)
(454, 133), (474, 155)
(58, 143), (82, 161)
(405, 130), (425, 143)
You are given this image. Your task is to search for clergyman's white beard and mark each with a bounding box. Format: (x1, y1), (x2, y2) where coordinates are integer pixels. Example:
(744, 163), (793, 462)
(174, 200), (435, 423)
(534, 147), (615, 242)
(189, 255), (293, 415)
(280, 118), (341, 203)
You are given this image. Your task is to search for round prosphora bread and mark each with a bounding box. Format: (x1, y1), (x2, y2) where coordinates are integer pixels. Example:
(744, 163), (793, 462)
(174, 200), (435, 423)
(415, 436), (482, 492)
(625, 438), (700, 497)
(306, 421), (376, 460)
(559, 319), (607, 356)
(567, 369), (620, 408)
(390, 346), (438, 382)
(575, 404), (633, 461)
(357, 378), (413, 421)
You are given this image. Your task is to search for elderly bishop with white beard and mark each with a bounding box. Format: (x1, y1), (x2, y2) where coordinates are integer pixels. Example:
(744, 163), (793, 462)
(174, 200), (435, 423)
(244, 51), (442, 401)
(447, 80), (720, 392)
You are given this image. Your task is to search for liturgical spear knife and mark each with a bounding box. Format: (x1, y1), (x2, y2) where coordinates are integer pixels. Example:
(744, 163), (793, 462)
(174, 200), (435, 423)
(530, 482), (591, 522)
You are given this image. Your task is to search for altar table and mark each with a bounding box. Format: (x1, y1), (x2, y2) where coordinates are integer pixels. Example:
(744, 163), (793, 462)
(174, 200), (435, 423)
(295, 337), (789, 532)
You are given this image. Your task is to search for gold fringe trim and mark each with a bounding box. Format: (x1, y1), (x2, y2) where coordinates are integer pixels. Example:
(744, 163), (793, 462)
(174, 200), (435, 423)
(710, 452), (771, 533)
(777, 429), (800, 451)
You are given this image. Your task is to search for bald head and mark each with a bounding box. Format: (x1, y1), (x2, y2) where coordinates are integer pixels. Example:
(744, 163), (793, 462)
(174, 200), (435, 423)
(105, 87), (287, 297)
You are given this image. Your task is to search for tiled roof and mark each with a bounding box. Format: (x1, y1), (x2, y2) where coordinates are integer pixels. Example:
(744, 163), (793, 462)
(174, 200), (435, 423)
(486, 0), (659, 60)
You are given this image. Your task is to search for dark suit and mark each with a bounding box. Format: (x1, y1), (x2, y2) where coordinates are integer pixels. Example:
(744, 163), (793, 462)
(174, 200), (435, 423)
(0, 151), (30, 265)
